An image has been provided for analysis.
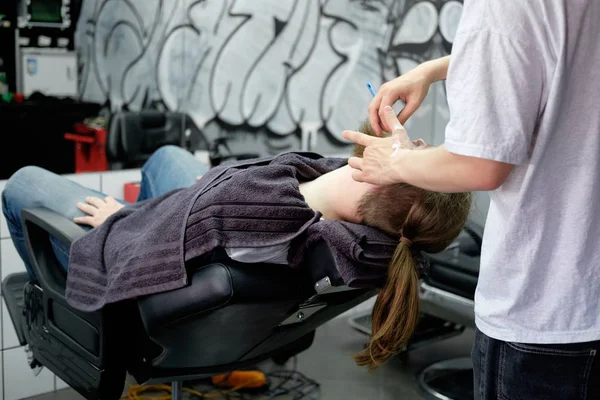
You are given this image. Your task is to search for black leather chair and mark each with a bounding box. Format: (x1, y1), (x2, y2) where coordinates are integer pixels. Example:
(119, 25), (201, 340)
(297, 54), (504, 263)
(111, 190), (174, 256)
(105, 111), (259, 169)
(106, 111), (210, 168)
(2, 208), (377, 400)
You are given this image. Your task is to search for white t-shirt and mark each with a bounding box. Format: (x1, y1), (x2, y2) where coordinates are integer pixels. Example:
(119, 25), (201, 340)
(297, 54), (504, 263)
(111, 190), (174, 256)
(445, 0), (600, 343)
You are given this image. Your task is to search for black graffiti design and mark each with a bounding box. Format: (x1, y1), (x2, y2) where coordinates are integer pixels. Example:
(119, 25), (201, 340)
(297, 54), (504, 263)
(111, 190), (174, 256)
(75, 0), (463, 151)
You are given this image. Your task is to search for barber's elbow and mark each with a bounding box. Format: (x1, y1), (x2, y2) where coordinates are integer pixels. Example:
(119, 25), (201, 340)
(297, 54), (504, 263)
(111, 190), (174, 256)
(462, 158), (514, 191)
(473, 174), (505, 191)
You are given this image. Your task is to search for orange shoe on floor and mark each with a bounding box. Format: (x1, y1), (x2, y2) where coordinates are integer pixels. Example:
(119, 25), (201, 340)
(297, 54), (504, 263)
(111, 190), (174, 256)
(211, 370), (267, 389)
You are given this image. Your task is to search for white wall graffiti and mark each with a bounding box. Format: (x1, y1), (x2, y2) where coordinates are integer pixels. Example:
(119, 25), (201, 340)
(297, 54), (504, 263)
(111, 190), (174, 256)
(75, 0), (463, 154)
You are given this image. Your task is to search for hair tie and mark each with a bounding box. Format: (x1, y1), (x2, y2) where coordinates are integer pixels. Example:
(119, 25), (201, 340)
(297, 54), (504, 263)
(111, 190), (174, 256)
(400, 236), (412, 247)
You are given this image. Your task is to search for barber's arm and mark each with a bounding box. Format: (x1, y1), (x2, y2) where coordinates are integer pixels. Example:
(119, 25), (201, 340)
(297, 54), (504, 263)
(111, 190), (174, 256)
(351, 16), (544, 192)
(344, 128), (513, 192)
(394, 145), (513, 192)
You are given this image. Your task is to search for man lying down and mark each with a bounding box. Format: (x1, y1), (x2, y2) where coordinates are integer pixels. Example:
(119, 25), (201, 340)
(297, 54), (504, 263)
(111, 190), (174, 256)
(1, 120), (471, 371)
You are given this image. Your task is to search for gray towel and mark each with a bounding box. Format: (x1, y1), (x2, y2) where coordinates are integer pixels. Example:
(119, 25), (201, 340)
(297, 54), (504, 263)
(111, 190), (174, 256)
(66, 152), (402, 311)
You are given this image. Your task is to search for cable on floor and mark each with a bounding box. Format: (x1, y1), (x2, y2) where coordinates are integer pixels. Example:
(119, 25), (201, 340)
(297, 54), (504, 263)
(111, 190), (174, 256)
(122, 379), (259, 400)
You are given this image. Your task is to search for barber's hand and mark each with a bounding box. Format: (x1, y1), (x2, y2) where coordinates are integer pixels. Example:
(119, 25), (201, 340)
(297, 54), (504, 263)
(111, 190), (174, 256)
(369, 68), (432, 136)
(344, 107), (416, 185)
(74, 196), (124, 228)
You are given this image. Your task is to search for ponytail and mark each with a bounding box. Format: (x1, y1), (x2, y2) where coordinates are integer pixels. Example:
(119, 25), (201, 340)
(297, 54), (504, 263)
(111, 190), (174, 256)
(353, 240), (420, 371)
(351, 153), (472, 371)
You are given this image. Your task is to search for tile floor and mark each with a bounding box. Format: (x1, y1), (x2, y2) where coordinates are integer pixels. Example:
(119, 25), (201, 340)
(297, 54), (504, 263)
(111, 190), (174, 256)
(26, 316), (475, 400)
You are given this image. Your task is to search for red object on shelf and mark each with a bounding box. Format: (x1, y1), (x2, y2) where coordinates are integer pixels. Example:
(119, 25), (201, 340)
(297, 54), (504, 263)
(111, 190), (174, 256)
(64, 123), (109, 173)
(124, 182), (141, 203)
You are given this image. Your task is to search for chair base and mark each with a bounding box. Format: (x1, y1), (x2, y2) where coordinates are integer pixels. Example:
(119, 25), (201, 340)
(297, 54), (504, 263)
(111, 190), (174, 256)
(172, 381), (183, 400)
(417, 357), (474, 400)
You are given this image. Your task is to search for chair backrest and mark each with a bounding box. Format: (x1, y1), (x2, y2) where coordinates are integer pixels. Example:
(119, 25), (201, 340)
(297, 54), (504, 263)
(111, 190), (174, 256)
(106, 111), (209, 167)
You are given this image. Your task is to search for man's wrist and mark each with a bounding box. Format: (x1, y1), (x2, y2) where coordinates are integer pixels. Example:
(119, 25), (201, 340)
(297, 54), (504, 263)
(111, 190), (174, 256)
(419, 56), (450, 83)
(390, 150), (410, 183)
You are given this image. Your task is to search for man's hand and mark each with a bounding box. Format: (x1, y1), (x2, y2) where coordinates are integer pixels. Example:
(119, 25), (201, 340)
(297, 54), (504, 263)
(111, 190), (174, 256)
(74, 196), (125, 228)
(369, 70), (431, 136)
(344, 133), (405, 185)
(369, 56), (450, 136)
(344, 107), (418, 185)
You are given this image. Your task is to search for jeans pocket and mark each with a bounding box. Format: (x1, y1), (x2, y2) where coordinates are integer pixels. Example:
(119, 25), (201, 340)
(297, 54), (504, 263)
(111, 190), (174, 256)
(499, 342), (596, 400)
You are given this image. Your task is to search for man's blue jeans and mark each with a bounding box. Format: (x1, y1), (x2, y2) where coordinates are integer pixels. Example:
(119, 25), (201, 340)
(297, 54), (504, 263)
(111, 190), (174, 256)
(473, 327), (600, 399)
(1, 145), (208, 278)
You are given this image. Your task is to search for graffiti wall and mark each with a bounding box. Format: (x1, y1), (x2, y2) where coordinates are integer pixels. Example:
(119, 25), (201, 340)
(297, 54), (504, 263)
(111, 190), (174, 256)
(75, 0), (464, 156)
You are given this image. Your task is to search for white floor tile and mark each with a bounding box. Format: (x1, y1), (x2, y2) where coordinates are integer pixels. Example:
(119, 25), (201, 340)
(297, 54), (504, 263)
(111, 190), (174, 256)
(2, 301), (19, 350)
(1, 238), (27, 350)
(3, 346), (55, 400)
(1, 238), (27, 281)
(100, 170), (141, 200)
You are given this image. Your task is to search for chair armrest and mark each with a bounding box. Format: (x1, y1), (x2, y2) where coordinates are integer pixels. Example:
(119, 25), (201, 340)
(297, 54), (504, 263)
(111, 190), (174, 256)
(19, 209), (124, 382)
(21, 207), (86, 294)
(22, 208), (87, 245)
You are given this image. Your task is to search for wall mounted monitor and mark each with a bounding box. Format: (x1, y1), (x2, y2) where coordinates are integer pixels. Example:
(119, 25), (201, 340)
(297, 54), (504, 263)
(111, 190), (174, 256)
(19, 0), (71, 29)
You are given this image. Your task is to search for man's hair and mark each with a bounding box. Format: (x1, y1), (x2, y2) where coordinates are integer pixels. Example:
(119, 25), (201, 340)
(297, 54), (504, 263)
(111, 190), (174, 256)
(351, 120), (472, 371)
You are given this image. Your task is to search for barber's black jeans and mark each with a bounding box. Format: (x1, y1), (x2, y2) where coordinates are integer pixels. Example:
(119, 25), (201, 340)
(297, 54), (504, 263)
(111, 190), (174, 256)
(472, 328), (600, 400)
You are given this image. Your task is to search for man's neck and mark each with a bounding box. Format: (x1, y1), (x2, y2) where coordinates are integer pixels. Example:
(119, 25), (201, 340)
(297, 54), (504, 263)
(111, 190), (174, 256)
(299, 165), (375, 223)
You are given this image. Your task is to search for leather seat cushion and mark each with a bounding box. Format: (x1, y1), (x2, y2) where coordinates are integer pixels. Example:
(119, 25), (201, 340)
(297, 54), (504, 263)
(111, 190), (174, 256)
(136, 243), (345, 335)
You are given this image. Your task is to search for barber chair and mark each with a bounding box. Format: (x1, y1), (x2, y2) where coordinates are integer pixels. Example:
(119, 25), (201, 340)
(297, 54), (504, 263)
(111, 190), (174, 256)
(1, 208), (377, 400)
(106, 111), (210, 168)
(106, 111), (259, 169)
(349, 221), (483, 400)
